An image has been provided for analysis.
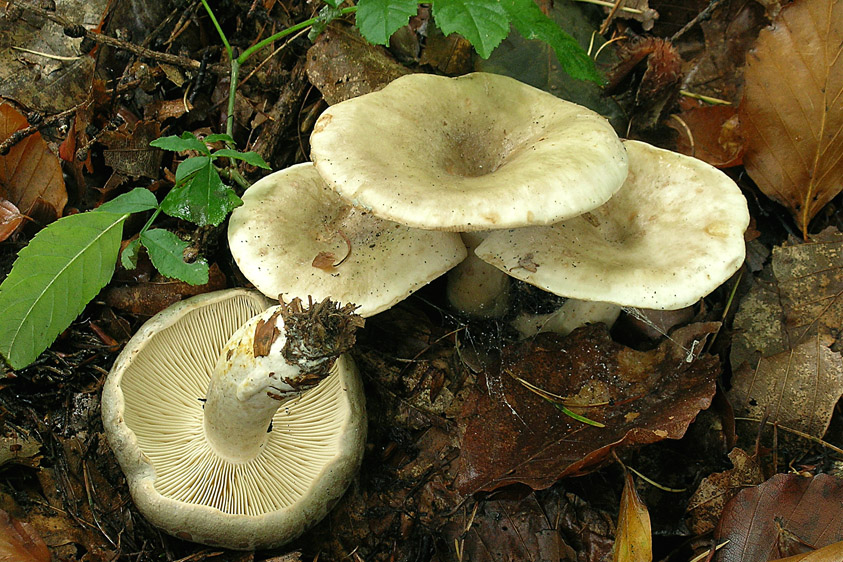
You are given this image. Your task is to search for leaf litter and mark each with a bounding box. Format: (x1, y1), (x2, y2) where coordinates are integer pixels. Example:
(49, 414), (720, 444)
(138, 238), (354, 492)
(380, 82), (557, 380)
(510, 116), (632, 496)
(2, 0), (843, 560)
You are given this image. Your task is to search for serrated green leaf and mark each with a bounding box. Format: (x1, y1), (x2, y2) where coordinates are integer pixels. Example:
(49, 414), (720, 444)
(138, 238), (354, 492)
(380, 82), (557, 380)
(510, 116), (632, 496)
(0, 211), (126, 369)
(175, 156), (211, 184)
(140, 229), (209, 285)
(356, 0), (418, 46)
(309, 4), (343, 41)
(121, 238), (141, 270)
(500, 0), (601, 83)
(433, 0), (510, 58)
(203, 133), (236, 144)
(212, 149), (271, 169)
(150, 131), (210, 155)
(160, 162), (242, 226)
(96, 188), (159, 215)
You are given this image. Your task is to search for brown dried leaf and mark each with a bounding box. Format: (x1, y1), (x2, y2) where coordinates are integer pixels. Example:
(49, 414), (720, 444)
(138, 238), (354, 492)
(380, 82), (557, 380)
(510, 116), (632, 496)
(671, 101), (744, 168)
(0, 435), (40, 468)
(715, 474), (843, 562)
(0, 199), (23, 242)
(613, 473), (651, 562)
(771, 541), (843, 562)
(100, 120), (162, 179)
(0, 103), (66, 224)
(455, 323), (720, 493)
(685, 448), (764, 535)
(0, 509), (50, 562)
(729, 335), (843, 437)
(740, 0), (843, 235)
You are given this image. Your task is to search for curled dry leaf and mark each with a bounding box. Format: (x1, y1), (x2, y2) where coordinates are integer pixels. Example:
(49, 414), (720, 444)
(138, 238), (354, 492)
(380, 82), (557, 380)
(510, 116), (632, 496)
(0, 104), (66, 226)
(0, 199), (23, 242)
(0, 509), (50, 562)
(613, 472), (651, 562)
(739, 0), (843, 236)
(715, 473), (843, 562)
(455, 323), (721, 493)
(685, 447), (764, 535)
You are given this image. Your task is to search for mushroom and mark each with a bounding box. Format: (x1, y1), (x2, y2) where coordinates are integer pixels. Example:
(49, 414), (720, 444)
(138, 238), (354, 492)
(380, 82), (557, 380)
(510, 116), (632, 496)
(309, 72), (629, 232)
(228, 163), (467, 317)
(102, 289), (366, 550)
(476, 140), (750, 331)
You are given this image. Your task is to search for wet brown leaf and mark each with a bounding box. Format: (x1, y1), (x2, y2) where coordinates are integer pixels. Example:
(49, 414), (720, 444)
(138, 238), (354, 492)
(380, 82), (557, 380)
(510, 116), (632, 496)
(0, 509), (50, 562)
(739, 0), (843, 236)
(0, 103), (66, 225)
(0, 199), (23, 242)
(715, 474), (843, 561)
(455, 323), (720, 493)
(729, 335), (843, 437)
(613, 473), (651, 562)
(686, 448), (764, 535)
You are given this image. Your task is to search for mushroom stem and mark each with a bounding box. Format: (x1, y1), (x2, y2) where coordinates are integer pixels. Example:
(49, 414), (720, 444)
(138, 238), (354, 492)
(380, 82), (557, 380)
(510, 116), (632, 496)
(203, 298), (363, 463)
(447, 232), (511, 318)
(512, 299), (622, 338)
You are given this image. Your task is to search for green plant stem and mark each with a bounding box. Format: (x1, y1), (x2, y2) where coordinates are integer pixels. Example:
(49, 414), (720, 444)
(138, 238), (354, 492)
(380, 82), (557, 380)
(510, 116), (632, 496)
(199, 0), (233, 58)
(226, 58), (240, 139)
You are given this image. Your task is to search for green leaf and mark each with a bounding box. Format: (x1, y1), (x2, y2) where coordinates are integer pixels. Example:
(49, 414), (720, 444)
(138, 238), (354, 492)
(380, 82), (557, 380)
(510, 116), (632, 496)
(309, 4), (343, 41)
(322, 0), (341, 7)
(432, 0), (510, 58)
(500, 0), (601, 83)
(0, 211), (127, 369)
(150, 131), (210, 155)
(160, 159), (242, 226)
(356, 0), (418, 46)
(140, 229), (209, 285)
(96, 188), (159, 215)
(203, 133), (236, 144)
(121, 238), (141, 270)
(175, 156), (211, 184)
(212, 149), (271, 169)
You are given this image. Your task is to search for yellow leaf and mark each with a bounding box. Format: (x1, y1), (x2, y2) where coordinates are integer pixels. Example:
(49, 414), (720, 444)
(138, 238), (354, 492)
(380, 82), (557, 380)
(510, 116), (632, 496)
(614, 472), (652, 562)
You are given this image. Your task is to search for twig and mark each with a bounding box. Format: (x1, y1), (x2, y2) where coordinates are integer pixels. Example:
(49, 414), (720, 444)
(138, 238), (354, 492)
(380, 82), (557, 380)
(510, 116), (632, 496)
(671, 0), (729, 42)
(736, 417), (843, 456)
(0, 104), (79, 155)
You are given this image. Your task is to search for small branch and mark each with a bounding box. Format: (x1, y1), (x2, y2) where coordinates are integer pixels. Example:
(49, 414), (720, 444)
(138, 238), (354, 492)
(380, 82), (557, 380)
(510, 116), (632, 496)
(0, 104), (79, 155)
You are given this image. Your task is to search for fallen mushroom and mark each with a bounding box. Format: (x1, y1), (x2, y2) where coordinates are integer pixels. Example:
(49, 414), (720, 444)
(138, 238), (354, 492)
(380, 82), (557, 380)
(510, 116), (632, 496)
(476, 140), (750, 330)
(228, 163), (466, 317)
(102, 289), (366, 550)
(310, 72), (629, 231)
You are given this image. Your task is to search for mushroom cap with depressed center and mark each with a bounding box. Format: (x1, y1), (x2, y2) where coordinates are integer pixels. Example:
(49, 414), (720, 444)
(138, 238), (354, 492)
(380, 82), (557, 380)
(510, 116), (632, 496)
(310, 72), (628, 231)
(475, 140), (750, 310)
(102, 289), (367, 550)
(228, 163), (466, 317)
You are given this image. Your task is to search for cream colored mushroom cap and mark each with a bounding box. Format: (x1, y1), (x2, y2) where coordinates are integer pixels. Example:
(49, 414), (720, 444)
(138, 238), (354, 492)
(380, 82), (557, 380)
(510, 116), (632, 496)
(228, 163), (466, 317)
(101, 289), (367, 550)
(476, 140), (750, 310)
(310, 72), (628, 231)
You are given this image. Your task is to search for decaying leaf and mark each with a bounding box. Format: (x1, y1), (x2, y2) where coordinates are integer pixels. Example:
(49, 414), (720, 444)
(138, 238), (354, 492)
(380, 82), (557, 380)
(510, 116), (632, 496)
(670, 100), (744, 168)
(0, 103), (66, 226)
(100, 120), (163, 179)
(715, 474), (843, 562)
(729, 335), (843, 437)
(455, 323), (720, 493)
(0, 509), (50, 562)
(613, 472), (651, 562)
(685, 447), (764, 535)
(739, 0), (843, 236)
(0, 435), (40, 468)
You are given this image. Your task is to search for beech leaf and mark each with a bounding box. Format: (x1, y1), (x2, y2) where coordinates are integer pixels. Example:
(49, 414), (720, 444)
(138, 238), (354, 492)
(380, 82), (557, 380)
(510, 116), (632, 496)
(0, 103), (66, 225)
(0, 199), (23, 243)
(739, 0), (843, 235)
(613, 473), (652, 562)
(0, 509), (50, 562)
(716, 474), (843, 562)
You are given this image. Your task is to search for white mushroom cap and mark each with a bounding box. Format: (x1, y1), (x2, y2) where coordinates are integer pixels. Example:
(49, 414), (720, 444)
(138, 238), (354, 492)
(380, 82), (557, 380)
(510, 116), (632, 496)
(310, 72), (628, 231)
(476, 140), (750, 310)
(101, 289), (367, 550)
(228, 163), (467, 317)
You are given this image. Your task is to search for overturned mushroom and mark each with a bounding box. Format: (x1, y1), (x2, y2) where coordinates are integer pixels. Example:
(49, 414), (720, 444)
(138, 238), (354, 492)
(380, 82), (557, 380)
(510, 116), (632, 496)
(228, 163), (466, 317)
(102, 290), (366, 550)
(476, 140), (750, 329)
(310, 72), (628, 231)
